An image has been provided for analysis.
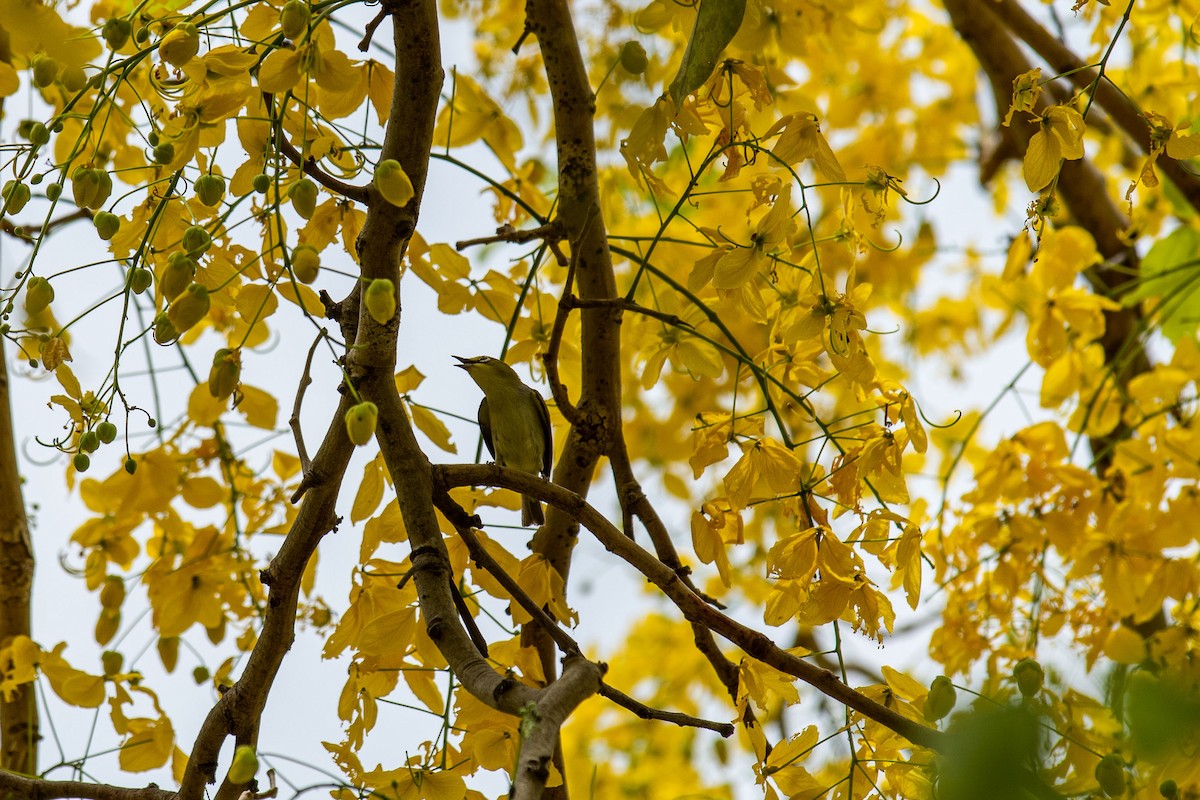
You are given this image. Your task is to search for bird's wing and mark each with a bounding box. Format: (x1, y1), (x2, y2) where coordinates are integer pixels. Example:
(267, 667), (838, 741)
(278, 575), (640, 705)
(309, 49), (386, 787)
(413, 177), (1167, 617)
(533, 390), (552, 477)
(477, 397), (496, 460)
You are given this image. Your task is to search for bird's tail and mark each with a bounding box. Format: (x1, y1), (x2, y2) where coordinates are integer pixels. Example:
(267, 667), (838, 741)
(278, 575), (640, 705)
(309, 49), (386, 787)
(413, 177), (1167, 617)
(522, 495), (544, 527)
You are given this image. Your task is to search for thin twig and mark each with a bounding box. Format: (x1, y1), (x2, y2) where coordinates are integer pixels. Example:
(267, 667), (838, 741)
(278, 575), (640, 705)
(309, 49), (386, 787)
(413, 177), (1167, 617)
(290, 329), (326, 474)
(456, 221), (566, 264)
(449, 576), (490, 657)
(357, 7), (388, 51)
(274, 120), (370, 204)
(597, 683), (735, 737)
(541, 214), (597, 426)
(456, 524), (581, 656)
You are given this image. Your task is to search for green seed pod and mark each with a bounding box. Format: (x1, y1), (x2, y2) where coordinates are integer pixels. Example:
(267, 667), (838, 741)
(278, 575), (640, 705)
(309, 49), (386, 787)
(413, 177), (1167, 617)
(25, 277), (55, 314)
(252, 173), (271, 194)
(152, 312), (179, 345)
(94, 211), (121, 241)
(97, 421), (118, 444)
(345, 401), (378, 446)
(195, 174), (226, 207)
(167, 283), (210, 332)
(923, 676), (957, 722)
(619, 41), (648, 75)
(182, 224), (212, 255)
(1013, 659), (1044, 697)
(129, 267), (153, 295)
(290, 177), (318, 219)
(103, 18), (132, 50)
(31, 55), (60, 88)
(364, 278), (396, 324)
(279, 0), (311, 39)
(161, 252), (196, 300)
(1095, 754), (1125, 798)
(80, 430), (100, 453)
(292, 245), (320, 284)
(73, 452), (91, 472)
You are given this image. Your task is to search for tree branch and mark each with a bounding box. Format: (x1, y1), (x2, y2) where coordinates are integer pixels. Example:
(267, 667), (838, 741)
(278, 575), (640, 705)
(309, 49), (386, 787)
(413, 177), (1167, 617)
(436, 463), (946, 751)
(274, 121), (369, 205)
(0, 770), (174, 800)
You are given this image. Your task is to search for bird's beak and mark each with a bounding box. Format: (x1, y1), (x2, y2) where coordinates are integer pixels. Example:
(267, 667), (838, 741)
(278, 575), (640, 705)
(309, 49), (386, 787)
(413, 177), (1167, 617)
(452, 355), (470, 370)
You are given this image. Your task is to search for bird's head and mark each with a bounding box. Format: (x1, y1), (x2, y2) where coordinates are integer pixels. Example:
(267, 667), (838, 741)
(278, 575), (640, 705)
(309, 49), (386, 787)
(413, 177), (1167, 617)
(453, 355), (521, 392)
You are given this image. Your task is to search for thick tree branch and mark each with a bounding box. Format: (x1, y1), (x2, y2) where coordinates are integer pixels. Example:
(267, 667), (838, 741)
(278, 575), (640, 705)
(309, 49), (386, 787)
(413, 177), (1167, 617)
(0, 338), (37, 798)
(437, 464), (946, 751)
(0, 771), (174, 800)
(274, 123), (369, 204)
(944, 0), (1150, 475)
(982, 0), (1200, 216)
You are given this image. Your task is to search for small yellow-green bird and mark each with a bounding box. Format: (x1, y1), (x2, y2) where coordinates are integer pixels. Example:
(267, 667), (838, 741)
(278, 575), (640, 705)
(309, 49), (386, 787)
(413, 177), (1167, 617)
(454, 355), (553, 526)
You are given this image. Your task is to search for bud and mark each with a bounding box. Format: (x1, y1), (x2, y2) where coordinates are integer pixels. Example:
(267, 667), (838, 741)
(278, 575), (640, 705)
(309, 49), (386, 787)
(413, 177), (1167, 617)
(80, 430), (100, 453)
(167, 283), (211, 332)
(129, 267), (153, 295)
(195, 174), (226, 207)
(94, 211), (120, 241)
(153, 312), (179, 345)
(161, 252), (196, 300)
(290, 177), (318, 218)
(124, 457), (138, 474)
(252, 173), (271, 194)
(153, 143), (175, 165)
(71, 166), (99, 207)
(31, 55), (60, 88)
(159, 22), (200, 67)
(365, 278), (396, 324)
(101, 650), (123, 676)
(103, 18), (132, 50)
(45, 183), (62, 201)
(25, 277), (55, 314)
(92, 170), (113, 208)
(73, 452), (91, 472)
(99, 576), (125, 609)
(182, 224), (212, 255)
(923, 675), (956, 722)
(1161, 780), (1178, 798)
(28, 122), (50, 146)
(619, 41), (648, 74)
(97, 421), (118, 443)
(208, 348), (241, 399)
(2, 181), (31, 215)
(373, 159), (414, 207)
(292, 245), (320, 283)
(1013, 659), (1044, 697)
(279, 0), (311, 39)
(95, 609), (119, 645)
(345, 401), (378, 446)
(228, 745), (258, 784)
(1095, 754), (1125, 798)
(61, 64), (88, 92)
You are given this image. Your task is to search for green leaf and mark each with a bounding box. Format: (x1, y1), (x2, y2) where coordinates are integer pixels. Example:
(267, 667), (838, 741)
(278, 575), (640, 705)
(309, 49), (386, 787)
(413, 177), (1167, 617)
(1122, 226), (1200, 342)
(667, 0), (746, 110)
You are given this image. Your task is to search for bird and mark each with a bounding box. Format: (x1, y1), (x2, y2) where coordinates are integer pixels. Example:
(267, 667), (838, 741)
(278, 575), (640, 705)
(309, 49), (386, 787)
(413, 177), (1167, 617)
(453, 355), (553, 526)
